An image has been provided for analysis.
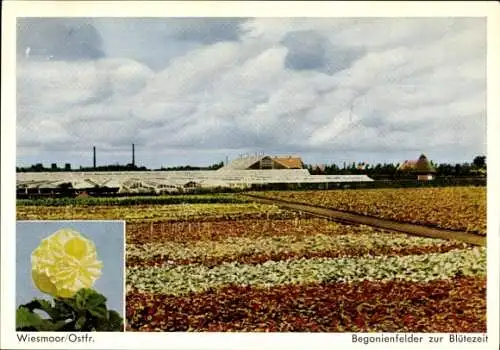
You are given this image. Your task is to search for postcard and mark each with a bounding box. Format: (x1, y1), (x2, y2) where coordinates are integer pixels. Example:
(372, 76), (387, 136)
(1, 1), (499, 350)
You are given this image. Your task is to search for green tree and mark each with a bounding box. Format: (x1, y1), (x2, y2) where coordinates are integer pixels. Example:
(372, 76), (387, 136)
(473, 155), (486, 169)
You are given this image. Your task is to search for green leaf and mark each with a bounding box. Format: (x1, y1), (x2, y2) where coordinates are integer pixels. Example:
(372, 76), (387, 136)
(57, 320), (78, 332)
(74, 289), (90, 309)
(107, 310), (124, 331)
(56, 296), (78, 313)
(88, 304), (108, 319)
(92, 310), (123, 332)
(75, 316), (86, 330)
(52, 319), (73, 331)
(22, 298), (76, 322)
(20, 299), (53, 314)
(16, 307), (45, 331)
(16, 307), (63, 331)
(52, 299), (75, 320)
(85, 291), (107, 310)
(20, 299), (59, 321)
(72, 288), (108, 319)
(76, 288), (107, 306)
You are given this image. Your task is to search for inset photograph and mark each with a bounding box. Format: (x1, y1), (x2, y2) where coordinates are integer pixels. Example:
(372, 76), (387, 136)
(16, 221), (125, 332)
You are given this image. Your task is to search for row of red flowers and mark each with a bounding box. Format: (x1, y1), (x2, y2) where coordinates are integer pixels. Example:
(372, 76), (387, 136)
(127, 218), (360, 244)
(126, 276), (486, 332)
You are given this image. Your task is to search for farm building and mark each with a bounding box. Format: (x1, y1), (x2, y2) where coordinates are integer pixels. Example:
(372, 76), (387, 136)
(220, 155), (304, 171)
(398, 154), (436, 180)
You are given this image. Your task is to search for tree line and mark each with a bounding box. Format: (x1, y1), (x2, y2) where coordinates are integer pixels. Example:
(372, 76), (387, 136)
(306, 155), (486, 179)
(16, 161), (225, 173)
(16, 156), (486, 179)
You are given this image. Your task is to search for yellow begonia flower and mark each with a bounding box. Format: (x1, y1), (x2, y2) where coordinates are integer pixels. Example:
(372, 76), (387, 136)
(31, 228), (103, 298)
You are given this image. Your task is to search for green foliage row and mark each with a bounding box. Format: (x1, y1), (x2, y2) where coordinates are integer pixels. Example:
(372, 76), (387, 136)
(17, 194), (250, 207)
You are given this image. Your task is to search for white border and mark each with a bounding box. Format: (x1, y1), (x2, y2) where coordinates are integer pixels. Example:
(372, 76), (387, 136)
(2, 1), (499, 349)
(487, 3), (500, 344)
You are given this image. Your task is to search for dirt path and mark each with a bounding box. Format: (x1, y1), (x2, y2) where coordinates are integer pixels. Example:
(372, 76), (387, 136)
(243, 194), (486, 247)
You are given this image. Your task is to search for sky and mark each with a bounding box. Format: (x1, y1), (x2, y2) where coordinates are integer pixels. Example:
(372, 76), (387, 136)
(16, 17), (486, 168)
(16, 221), (125, 317)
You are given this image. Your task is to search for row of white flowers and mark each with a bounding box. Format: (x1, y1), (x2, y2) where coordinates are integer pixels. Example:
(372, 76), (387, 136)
(127, 232), (465, 261)
(127, 247), (486, 295)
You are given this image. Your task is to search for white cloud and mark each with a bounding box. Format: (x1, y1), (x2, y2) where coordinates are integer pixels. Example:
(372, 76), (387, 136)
(17, 18), (486, 167)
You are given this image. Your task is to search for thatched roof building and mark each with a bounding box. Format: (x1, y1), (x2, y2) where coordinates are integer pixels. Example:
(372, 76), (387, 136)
(398, 154), (436, 180)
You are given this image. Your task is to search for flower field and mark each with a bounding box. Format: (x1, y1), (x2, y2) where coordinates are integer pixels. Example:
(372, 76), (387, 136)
(16, 202), (295, 222)
(250, 187), (486, 235)
(17, 193), (487, 333)
(125, 217), (486, 332)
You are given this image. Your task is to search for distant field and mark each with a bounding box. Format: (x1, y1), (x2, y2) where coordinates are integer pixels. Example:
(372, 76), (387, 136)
(250, 187), (486, 235)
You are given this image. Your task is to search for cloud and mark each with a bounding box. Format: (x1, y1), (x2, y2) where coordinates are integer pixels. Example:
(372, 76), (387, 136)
(281, 30), (364, 74)
(93, 18), (246, 70)
(167, 18), (246, 43)
(17, 18), (105, 61)
(16, 18), (486, 167)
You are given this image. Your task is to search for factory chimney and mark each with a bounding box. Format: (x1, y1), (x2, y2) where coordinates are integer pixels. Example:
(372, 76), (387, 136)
(132, 143), (135, 167)
(93, 146), (96, 168)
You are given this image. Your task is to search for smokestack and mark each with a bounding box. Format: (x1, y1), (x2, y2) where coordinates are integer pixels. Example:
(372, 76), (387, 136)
(132, 143), (135, 167)
(93, 146), (96, 168)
